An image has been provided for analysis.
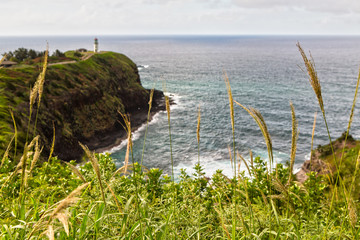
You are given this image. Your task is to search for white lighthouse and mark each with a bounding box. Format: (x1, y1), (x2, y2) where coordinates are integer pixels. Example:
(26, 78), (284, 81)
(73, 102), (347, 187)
(94, 38), (99, 53)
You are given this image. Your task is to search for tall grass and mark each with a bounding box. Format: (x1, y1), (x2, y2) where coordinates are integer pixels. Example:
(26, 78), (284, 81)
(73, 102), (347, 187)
(79, 143), (105, 203)
(196, 105), (201, 165)
(27, 47), (48, 143)
(32, 44), (48, 138)
(297, 43), (360, 238)
(0, 54), (6, 66)
(10, 110), (18, 158)
(297, 43), (338, 176)
(224, 72), (238, 239)
(310, 112), (317, 169)
(1, 45), (360, 239)
(165, 95), (173, 181)
(337, 67), (360, 189)
(140, 88), (154, 171)
(288, 101), (299, 185)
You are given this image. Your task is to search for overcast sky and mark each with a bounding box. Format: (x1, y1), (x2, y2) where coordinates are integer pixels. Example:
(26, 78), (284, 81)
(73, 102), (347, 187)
(2, 0), (360, 35)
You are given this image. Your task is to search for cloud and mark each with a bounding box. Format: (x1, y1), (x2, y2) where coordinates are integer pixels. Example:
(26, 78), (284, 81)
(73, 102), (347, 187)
(1, 0), (360, 35)
(230, 0), (360, 14)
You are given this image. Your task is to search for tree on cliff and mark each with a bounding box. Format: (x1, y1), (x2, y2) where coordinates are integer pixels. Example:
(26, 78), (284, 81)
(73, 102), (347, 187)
(2, 48), (46, 62)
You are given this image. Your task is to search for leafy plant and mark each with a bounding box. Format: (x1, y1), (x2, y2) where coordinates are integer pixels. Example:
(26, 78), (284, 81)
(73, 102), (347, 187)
(1, 44), (360, 239)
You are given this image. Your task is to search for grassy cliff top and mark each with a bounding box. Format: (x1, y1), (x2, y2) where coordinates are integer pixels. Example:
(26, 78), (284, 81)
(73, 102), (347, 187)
(315, 133), (360, 191)
(0, 51), (149, 160)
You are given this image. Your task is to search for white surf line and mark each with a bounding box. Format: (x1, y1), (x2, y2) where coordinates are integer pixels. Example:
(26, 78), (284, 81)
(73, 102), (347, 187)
(104, 92), (181, 154)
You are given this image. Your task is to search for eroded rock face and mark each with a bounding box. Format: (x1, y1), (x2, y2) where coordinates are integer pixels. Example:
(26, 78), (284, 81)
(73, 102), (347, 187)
(295, 159), (332, 183)
(0, 52), (164, 161)
(295, 132), (356, 183)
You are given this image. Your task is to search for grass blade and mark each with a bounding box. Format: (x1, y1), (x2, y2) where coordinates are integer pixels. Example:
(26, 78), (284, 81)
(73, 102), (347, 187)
(79, 143), (105, 203)
(288, 102), (299, 184)
(48, 122), (56, 162)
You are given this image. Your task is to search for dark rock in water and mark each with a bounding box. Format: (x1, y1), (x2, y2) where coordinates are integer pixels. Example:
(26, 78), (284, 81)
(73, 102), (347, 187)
(0, 52), (165, 161)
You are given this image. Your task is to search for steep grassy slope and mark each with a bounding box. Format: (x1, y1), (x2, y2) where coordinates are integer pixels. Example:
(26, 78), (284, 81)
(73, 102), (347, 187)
(0, 52), (159, 161)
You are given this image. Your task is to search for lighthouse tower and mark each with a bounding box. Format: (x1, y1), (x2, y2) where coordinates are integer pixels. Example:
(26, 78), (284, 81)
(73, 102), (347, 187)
(94, 38), (99, 53)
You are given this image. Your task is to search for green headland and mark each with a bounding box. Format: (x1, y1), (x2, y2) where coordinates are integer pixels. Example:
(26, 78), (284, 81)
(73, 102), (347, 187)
(0, 50), (165, 161)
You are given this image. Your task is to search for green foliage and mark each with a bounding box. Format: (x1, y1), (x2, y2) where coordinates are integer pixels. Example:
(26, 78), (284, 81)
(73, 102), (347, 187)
(1, 46), (360, 239)
(52, 49), (65, 58)
(0, 152), (356, 239)
(64, 50), (82, 60)
(0, 51), (148, 161)
(3, 47), (46, 62)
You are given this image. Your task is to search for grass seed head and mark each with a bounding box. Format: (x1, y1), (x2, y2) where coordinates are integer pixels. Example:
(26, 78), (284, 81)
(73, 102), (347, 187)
(250, 106), (273, 163)
(310, 112), (317, 166)
(0, 54), (6, 69)
(237, 152), (251, 176)
(235, 101), (274, 166)
(249, 149), (254, 168)
(28, 135), (40, 150)
(29, 140), (42, 173)
(48, 122), (56, 161)
(289, 102), (299, 184)
(37, 44), (49, 107)
(56, 212), (70, 236)
(79, 143), (105, 202)
(224, 72), (234, 133)
(64, 162), (86, 183)
(118, 112), (132, 173)
(50, 182), (89, 220)
(165, 95), (170, 121)
(29, 82), (39, 111)
(0, 54), (6, 64)
(79, 142), (101, 179)
(297, 42), (324, 113)
(0, 135), (14, 168)
(347, 69), (360, 129)
(197, 105), (201, 145)
(348, 198), (357, 228)
(148, 88), (154, 110)
(124, 137), (131, 173)
(46, 225), (54, 240)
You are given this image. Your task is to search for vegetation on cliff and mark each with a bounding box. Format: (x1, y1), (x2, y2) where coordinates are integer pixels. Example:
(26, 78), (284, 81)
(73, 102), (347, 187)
(1, 44), (360, 239)
(0, 51), (159, 161)
(296, 132), (360, 198)
(2, 48), (73, 66)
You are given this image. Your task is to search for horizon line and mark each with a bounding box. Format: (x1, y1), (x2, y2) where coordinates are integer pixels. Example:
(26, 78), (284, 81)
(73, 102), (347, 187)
(1, 33), (360, 37)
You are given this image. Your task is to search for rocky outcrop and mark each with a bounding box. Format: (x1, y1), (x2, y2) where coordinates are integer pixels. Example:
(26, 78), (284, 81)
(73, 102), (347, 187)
(295, 159), (333, 183)
(295, 132), (357, 183)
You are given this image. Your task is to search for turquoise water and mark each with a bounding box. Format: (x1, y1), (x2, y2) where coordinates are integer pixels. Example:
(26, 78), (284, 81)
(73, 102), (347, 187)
(2, 35), (360, 177)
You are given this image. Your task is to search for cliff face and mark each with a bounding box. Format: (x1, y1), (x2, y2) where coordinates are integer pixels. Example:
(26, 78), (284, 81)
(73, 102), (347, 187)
(0, 52), (163, 161)
(295, 133), (359, 183)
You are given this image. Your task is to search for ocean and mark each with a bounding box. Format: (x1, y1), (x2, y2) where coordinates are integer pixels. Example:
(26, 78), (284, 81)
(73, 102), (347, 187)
(1, 35), (360, 178)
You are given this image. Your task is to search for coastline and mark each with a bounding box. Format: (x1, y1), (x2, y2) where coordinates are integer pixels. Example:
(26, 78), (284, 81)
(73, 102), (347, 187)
(91, 89), (171, 154)
(295, 133), (359, 183)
